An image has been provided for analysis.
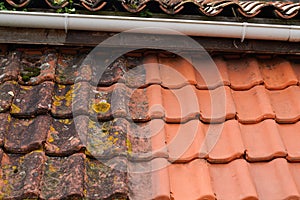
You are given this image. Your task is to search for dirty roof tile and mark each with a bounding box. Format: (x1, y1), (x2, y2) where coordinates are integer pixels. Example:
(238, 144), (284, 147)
(249, 158), (300, 200)
(0, 151), (45, 199)
(210, 159), (258, 200)
(0, 81), (18, 113)
(45, 118), (84, 156)
(232, 85), (275, 123)
(159, 55), (196, 89)
(240, 120), (286, 161)
(18, 51), (56, 85)
(11, 81), (54, 117)
(227, 57), (263, 90)
(194, 56), (229, 89)
(278, 122), (300, 162)
(162, 85), (199, 123)
(198, 86), (236, 123)
(269, 85), (300, 123)
(55, 52), (88, 84)
(85, 157), (128, 199)
(169, 159), (215, 200)
(84, 118), (129, 159)
(129, 87), (149, 122)
(128, 158), (170, 200)
(206, 120), (244, 163)
(40, 153), (85, 199)
(0, 113), (9, 147)
(51, 84), (74, 118)
(5, 115), (51, 153)
(0, 52), (20, 84)
(259, 58), (298, 90)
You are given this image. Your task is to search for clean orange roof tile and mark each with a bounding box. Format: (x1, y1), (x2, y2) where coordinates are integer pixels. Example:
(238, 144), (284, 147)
(146, 84), (164, 119)
(198, 86), (236, 123)
(232, 85), (275, 123)
(169, 159), (215, 200)
(278, 122), (300, 161)
(193, 56), (229, 89)
(249, 158), (300, 200)
(269, 85), (300, 123)
(143, 54), (162, 85)
(259, 58), (298, 89)
(210, 159), (258, 200)
(159, 55), (196, 88)
(240, 120), (286, 161)
(162, 85), (199, 123)
(165, 120), (205, 162)
(206, 120), (244, 163)
(227, 57), (263, 90)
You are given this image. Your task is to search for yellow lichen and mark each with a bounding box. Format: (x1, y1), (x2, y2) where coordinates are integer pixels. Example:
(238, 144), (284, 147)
(53, 100), (61, 107)
(58, 84), (65, 90)
(91, 100), (110, 114)
(47, 135), (54, 143)
(126, 138), (132, 155)
(59, 119), (72, 125)
(7, 115), (11, 122)
(11, 104), (21, 113)
(49, 125), (56, 133)
(21, 86), (32, 90)
(49, 165), (56, 172)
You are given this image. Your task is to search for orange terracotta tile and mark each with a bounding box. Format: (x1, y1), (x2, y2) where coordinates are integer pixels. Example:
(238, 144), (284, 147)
(169, 159), (214, 200)
(259, 58), (298, 89)
(162, 85), (200, 123)
(128, 158), (170, 200)
(227, 57), (263, 90)
(143, 54), (162, 85)
(146, 84), (164, 119)
(205, 120), (244, 163)
(278, 122), (300, 161)
(288, 162), (300, 194)
(159, 55), (196, 88)
(232, 85), (275, 123)
(148, 119), (168, 159)
(291, 61), (300, 82)
(194, 56), (229, 89)
(165, 120), (205, 162)
(249, 158), (300, 200)
(269, 86), (300, 123)
(240, 120), (286, 161)
(198, 86), (236, 123)
(210, 159), (258, 200)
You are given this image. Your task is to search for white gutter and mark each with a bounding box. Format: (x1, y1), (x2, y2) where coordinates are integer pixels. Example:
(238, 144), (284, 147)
(0, 11), (300, 42)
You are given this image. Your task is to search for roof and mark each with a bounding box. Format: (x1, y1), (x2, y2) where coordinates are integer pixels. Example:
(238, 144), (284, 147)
(2, 0), (300, 19)
(1, 46), (300, 199)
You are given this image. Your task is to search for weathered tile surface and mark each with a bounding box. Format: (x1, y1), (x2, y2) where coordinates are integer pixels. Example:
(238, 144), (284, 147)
(5, 115), (51, 153)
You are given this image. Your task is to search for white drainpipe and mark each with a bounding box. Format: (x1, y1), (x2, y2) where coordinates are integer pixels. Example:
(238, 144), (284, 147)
(0, 11), (299, 42)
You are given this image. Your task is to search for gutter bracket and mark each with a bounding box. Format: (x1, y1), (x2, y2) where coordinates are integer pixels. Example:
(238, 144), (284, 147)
(241, 22), (247, 42)
(64, 13), (69, 34)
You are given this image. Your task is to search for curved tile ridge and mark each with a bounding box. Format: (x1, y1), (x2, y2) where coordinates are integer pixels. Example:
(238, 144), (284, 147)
(4, 0), (300, 19)
(249, 158), (300, 200)
(239, 119), (287, 162)
(209, 158), (258, 200)
(232, 85), (275, 123)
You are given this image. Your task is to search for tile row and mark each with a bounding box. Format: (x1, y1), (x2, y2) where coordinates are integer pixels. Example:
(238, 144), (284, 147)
(1, 152), (300, 200)
(1, 113), (300, 163)
(2, 80), (300, 123)
(1, 50), (300, 90)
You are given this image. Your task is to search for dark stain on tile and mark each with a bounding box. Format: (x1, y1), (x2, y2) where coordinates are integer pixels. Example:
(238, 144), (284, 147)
(85, 157), (128, 199)
(45, 118), (84, 156)
(0, 151), (45, 199)
(0, 81), (18, 113)
(11, 81), (54, 117)
(0, 52), (20, 84)
(5, 115), (51, 153)
(40, 154), (85, 200)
